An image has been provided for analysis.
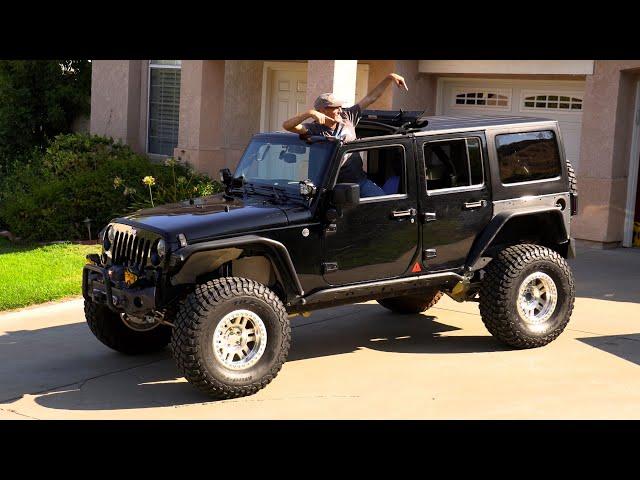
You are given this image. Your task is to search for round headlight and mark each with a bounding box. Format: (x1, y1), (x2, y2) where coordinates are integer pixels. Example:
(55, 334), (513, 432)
(107, 225), (116, 243)
(156, 239), (166, 258)
(103, 226), (112, 251)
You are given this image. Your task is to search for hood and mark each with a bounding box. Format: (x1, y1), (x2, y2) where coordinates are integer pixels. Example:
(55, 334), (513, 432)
(116, 193), (292, 243)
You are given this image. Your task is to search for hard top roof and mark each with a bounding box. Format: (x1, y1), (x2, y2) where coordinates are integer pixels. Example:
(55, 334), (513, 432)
(415, 115), (556, 132)
(258, 114), (558, 142)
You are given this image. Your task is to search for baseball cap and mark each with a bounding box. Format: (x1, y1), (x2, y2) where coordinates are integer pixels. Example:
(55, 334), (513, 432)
(314, 93), (344, 110)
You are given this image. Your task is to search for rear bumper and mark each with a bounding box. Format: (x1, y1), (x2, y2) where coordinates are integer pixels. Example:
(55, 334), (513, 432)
(82, 264), (157, 315)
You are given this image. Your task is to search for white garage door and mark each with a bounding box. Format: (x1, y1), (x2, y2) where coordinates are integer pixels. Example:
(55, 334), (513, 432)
(440, 79), (585, 169)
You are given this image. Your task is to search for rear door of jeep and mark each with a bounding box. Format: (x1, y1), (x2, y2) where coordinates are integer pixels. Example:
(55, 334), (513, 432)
(417, 131), (493, 272)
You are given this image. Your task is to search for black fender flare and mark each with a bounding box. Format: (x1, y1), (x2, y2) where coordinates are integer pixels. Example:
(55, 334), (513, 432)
(168, 235), (304, 299)
(465, 207), (568, 272)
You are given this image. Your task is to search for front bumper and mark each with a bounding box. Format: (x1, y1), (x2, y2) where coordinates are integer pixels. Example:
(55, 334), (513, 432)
(82, 263), (157, 315)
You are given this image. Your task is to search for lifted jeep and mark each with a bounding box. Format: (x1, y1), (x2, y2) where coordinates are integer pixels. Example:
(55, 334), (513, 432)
(83, 111), (578, 398)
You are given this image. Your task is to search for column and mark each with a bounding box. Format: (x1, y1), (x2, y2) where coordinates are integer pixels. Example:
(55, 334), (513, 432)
(173, 60), (226, 178)
(572, 61), (640, 244)
(90, 60), (142, 148)
(306, 60), (358, 108)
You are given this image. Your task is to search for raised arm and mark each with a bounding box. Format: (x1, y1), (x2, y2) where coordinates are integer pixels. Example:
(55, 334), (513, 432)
(357, 73), (408, 110)
(282, 109), (340, 134)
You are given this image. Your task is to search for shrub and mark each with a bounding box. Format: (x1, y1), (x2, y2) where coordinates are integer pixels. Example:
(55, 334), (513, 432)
(0, 60), (91, 173)
(0, 133), (222, 242)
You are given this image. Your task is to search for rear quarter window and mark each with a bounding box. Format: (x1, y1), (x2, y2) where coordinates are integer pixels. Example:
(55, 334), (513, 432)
(495, 130), (561, 184)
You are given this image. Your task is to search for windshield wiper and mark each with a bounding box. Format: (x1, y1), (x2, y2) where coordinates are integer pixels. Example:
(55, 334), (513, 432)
(245, 182), (286, 202)
(244, 182), (310, 206)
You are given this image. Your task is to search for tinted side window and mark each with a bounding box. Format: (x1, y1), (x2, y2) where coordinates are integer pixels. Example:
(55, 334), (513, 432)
(496, 130), (561, 184)
(424, 138), (483, 191)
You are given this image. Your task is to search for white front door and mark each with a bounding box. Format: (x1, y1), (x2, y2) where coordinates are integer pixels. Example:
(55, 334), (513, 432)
(268, 69), (308, 132)
(264, 63), (370, 132)
(440, 78), (586, 169)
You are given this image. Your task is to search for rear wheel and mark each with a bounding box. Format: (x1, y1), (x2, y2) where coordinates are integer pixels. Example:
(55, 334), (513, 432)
(377, 288), (443, 314)
(479, 244), (575, 348)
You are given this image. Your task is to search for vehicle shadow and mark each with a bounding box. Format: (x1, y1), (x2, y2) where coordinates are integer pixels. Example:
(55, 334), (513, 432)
(21, 302), (507, 411)
(576, 333), (640, 367)
(287, 303), (507, 361)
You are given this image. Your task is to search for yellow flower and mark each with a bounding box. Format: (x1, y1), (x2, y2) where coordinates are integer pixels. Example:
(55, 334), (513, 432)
(113, 176), (122, 189)
(142, 176), (156, 186)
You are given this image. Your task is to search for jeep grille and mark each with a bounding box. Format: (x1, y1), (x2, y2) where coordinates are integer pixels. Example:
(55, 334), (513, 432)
(111, 230), (152, 269)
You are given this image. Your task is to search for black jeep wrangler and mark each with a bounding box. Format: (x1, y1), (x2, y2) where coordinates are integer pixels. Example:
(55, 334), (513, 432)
(83, 111), (578, 399)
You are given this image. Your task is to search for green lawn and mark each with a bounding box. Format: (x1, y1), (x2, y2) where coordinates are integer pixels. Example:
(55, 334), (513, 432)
(0, 238), (101, 311)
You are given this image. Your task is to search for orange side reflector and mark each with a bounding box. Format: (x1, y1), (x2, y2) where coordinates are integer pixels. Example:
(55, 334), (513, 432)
(411, 262), (422, 273)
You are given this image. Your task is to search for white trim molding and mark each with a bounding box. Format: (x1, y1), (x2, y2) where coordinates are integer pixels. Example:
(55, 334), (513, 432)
(420, 60), (594, 76)
(623, 80), (640, 247)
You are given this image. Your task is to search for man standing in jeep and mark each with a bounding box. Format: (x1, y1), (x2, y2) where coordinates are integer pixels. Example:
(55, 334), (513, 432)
(282, 72), (409, 197)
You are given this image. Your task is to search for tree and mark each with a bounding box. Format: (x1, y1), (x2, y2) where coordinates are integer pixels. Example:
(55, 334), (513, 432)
(0, 60), (91, 170)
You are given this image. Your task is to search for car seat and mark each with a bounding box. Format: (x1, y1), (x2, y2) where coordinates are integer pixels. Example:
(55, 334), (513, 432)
(382, 175), (400, 194)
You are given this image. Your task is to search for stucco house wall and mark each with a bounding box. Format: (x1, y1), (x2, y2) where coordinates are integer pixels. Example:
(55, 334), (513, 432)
(89, 59), (640, 246)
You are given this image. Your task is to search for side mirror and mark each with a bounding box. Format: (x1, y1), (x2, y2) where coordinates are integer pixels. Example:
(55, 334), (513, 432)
(332, 183), (360, 207)
(220, 168), (233, 186)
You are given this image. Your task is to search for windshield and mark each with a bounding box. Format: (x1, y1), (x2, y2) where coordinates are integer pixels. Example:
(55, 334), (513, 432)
(234, 135), (336, 194)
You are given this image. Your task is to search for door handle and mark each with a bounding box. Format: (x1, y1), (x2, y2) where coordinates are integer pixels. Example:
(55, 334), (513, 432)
(391, 208), (416, 218)
(463, 200), (486, 210)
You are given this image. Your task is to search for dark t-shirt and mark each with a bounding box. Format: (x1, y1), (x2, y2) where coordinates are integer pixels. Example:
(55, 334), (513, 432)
(303, 104), (365, 183)
(302, 104), (362, 142)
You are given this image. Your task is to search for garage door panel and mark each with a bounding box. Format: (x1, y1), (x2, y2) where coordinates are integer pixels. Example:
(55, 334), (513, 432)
(557, 122), (582, 166)
(442, 79), (585, 169)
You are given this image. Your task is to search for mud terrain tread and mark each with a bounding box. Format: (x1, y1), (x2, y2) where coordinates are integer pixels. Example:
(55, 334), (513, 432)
(567, 159), (578, 195)
(479, 244), (575, 349)
(170, 277), (291, 399)
(84, 300), (171, 354)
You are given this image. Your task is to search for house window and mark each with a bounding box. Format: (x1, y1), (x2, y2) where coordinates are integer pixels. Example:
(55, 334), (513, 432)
(148, 60), (181, 156)
(453, 88), (511, 109)
(521, 92), (583, 111)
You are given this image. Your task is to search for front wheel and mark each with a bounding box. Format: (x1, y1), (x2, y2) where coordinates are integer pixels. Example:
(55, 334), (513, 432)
(479, 244), (575, 349)
(170, 277), (291, 399)
(84, 300), (172, 354)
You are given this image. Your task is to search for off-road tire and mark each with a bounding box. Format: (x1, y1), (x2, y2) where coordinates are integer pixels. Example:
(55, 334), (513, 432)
(170, 277), (291, 399)
(377, 288), (444, 314)
(479, 244), (575, 349)
(566, 159), (578, 195)
(84, 300), (172, 354)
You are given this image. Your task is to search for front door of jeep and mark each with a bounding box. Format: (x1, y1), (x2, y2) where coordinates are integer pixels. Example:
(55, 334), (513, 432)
(322, 139), (420, 285)
(417, 133), (492, 272)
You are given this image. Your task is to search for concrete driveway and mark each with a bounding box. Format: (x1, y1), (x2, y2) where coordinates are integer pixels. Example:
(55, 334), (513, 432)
(1, 245), (640, 419)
